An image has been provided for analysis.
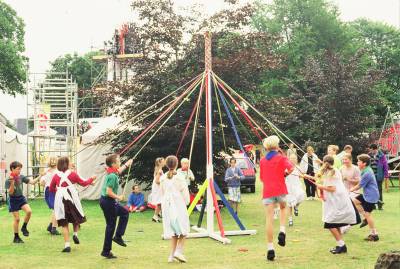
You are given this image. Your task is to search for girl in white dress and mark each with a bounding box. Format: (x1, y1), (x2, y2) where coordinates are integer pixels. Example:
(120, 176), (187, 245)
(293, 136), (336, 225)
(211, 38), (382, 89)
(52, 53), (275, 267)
(285, 155), (306, 226)
(151, 157), (165, 223)
(161, 155), (190, 263)
(304, 155), (359, 254)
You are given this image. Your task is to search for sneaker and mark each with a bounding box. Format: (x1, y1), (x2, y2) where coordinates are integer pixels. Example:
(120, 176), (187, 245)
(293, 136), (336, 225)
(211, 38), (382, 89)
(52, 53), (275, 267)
(152, 217), (161, 223)
(364, 234), (379, 242)
(51, 229), (61, 236)
(330, 245), (347, 254)
(168, 256), (175, 263)
(278, 232), (286, 247)
(13, 237), (24, 244)
(21, 227), (29, 237)
(289, 219), (293, 227)
(101, 252), (117, 259)
(266, 249), (275, 261)
(47, 223), (52, 233)
(173, 253), (187, 263)
(113, 236), (127, 247)
(294, 207), (299, 216)
(62, 247), (71, 253)
(72, 235), (80, 244)
(359, 219), (368, 228)
(377, 201), (384, 210)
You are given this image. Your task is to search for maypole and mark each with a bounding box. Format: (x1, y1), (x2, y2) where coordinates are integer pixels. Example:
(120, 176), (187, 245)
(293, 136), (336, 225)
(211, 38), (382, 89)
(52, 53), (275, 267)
(204, 31), (215, 236)
(188, 32), (256, 244)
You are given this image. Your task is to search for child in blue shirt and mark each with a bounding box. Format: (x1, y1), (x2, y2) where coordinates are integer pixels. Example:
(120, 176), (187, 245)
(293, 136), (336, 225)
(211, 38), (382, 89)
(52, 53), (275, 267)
(351, 154), (380, 242)
(127, 185), (146, 212)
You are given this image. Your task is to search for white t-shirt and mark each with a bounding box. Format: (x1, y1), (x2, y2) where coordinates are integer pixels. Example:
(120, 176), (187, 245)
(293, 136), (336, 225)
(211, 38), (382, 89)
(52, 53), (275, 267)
(41, 169), (58, 189)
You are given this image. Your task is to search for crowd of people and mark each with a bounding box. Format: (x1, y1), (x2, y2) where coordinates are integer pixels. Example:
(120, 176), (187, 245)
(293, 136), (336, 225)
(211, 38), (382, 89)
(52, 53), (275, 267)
(3, 135), (390, 263)
(259, 136), (388, 261)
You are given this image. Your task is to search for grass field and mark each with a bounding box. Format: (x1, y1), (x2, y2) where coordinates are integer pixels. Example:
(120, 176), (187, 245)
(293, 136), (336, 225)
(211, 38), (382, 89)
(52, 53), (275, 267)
(0, 180), (399, 269)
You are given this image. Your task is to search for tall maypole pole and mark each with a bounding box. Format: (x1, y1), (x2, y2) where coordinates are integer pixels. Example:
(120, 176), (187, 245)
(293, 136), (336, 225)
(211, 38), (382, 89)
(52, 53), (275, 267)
(204, 31), (214, 235)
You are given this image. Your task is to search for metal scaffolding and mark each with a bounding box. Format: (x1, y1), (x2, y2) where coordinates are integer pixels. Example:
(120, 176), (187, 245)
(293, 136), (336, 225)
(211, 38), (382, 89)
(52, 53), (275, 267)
(26, 71), (78, 196)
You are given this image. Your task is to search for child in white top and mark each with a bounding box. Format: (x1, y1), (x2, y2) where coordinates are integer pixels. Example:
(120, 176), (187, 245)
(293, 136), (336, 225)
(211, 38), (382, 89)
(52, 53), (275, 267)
(161, 155), (190, 263)
(285, 155), (306, 226)
(150, 157), (165, 223)
(40, 157), (60, 235)
(304, 155), (358, 254)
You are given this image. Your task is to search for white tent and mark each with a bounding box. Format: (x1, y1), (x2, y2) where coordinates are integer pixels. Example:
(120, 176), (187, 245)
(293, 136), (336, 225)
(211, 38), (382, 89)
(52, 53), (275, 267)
(76, 117), (122, 200)
(0, 122), (27, 199)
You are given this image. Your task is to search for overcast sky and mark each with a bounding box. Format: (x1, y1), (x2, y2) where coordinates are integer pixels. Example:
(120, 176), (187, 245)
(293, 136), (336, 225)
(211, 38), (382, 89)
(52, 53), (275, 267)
(1, 0), (399, 122)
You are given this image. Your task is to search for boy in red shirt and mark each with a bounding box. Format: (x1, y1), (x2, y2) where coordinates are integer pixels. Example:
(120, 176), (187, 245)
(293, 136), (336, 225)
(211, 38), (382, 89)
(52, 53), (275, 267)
(259, 136), (294, 261)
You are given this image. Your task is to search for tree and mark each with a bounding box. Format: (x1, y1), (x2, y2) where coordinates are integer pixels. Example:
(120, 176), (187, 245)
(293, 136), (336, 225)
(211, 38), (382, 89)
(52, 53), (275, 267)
(349, 19), (400, 111)
(251, 0), (385, 153)
(288, 50), (383, 153)
(0, 1), (26, 95)
(96, 1), (283, 187)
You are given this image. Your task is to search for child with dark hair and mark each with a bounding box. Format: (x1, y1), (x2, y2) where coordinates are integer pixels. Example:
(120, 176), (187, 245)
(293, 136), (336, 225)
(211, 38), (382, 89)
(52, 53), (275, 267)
(351, 154), (380, 241)
(224, 157), (244, 214)
(127, 185), (146, 212)
(368, 144), (388, 210)
(5, 161), (42, 243)
(99, 154), (133, 259)
(49, 156), (97, 253)
(161, 155), (190, 263)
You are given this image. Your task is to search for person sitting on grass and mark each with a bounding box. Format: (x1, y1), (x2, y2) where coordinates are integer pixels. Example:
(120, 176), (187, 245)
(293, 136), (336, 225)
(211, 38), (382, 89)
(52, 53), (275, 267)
(350, 154), (380, 242)
(260, 135), (294, 261)
(5, 161), (42, 243)
(127, 185), (146, 213)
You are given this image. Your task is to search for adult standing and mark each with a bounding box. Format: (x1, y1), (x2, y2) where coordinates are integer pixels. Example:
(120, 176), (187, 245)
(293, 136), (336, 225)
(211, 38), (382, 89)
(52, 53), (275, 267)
(300, 146), (321, 200)
(368, 144), (389, 210)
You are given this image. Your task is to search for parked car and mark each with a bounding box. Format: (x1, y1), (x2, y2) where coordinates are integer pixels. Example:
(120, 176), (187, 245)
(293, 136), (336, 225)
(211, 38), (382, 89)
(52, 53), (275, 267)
(215, 153), (256, 193)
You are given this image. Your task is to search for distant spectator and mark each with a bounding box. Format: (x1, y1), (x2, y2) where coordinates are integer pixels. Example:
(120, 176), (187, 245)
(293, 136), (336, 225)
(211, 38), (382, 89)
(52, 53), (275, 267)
(127, 185), (146, 213)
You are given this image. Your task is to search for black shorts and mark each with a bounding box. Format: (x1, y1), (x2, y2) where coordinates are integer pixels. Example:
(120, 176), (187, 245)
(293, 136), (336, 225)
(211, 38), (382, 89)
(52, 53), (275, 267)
(356, 195), (376, 213)
(324, 222), (349, 229)
(8, 195), (27, 212)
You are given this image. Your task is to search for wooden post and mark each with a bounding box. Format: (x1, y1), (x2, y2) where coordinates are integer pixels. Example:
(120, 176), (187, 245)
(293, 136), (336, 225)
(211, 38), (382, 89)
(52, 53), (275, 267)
(204, 32), (212, 71)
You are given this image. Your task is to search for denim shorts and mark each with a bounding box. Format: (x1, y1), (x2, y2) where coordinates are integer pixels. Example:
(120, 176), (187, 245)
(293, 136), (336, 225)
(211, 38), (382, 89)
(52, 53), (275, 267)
(262, 195), (286, 205)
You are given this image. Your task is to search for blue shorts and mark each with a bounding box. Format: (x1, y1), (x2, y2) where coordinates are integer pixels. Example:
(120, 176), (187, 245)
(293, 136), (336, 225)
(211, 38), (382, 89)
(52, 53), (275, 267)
(8, 195), (28, 212)
(45, 187), (55, 209)
(262, 195), (286, 205)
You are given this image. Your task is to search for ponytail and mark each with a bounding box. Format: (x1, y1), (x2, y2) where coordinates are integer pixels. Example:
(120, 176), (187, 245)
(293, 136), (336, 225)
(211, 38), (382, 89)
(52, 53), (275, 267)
(165, 155), (178, 179)
(317, 155), (336, 178)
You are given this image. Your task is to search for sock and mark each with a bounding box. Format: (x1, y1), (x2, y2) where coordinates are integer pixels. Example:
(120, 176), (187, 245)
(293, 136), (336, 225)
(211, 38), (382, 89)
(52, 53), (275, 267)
(280, 226), (286, 233)
(22, 222), (27, 229)
(267, 243), (274, 251)
(289, 216), (293, 221)
(65, 241), (70, 248)
(14, 233), (19, 238)
(371, 229), (377, 235)
(73, 232), (78, 237)
(337, 240), (345, 247)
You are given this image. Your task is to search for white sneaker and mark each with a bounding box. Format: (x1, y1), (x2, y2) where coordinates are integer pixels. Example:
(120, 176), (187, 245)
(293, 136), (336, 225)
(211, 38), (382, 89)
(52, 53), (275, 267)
(168, 256), (175, 263)
(174, 253), (187, 263)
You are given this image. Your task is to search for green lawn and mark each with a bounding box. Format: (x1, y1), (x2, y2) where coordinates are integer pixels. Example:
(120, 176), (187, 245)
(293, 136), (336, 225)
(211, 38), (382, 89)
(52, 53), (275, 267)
(0, 180), (399, 269)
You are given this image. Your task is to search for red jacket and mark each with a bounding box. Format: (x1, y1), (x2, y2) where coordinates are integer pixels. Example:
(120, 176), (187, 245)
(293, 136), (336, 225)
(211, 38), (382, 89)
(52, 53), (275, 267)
(49, 171), (94, 193)
(259, 152), (293, 199)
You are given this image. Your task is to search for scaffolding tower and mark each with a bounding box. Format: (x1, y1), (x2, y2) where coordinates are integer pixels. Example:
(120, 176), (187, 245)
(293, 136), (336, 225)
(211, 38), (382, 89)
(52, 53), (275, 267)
(26, 71), (78, 196)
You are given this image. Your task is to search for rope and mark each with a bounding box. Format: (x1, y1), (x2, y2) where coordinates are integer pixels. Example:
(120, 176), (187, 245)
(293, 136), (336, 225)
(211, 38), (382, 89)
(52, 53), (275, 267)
(74, 73), (203, 158)
(118, 74), (203, 156)
(129, 78), (202, 159)
(188, 73), (206, 169)
(213, 73), (307, 158)
(176, 76), (205, 157)
(213, 78), (227, 152)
